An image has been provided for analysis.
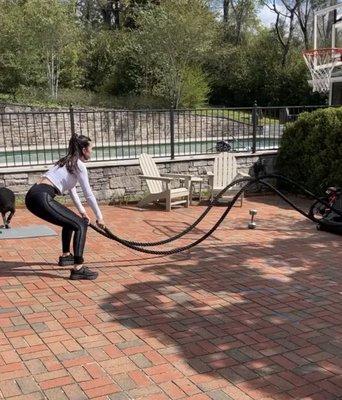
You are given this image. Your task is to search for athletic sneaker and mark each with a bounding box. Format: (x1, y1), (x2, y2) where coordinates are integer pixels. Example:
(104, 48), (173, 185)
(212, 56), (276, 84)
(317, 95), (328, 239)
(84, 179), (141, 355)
(58, 254), (74, 266)
(69, 266), (98, 280)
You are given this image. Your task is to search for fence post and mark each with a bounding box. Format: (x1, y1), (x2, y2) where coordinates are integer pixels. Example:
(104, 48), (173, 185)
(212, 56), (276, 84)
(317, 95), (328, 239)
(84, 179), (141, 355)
(69, 104), (75, 136)
(251, 100), (258, 154)
(170, 107), (175, 160)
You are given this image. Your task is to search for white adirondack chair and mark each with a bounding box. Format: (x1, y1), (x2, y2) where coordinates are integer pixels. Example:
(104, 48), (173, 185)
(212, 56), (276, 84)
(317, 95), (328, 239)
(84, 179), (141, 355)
(207, 152), (249, 206)
(138, 153), (191, 211)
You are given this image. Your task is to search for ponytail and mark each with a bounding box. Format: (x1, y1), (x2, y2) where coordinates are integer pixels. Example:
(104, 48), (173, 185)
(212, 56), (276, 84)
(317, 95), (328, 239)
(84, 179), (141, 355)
(56, 134), (92, 174)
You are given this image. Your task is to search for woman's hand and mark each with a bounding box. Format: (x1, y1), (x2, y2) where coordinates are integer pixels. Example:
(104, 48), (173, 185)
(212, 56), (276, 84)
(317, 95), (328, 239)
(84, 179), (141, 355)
(81, 212), (90, 223)
(96, 219), (106, 229)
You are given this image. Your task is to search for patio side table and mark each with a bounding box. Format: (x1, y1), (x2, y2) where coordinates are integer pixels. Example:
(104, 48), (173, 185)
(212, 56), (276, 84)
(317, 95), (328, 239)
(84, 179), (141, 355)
(189, 176), (203, 204)
(120, 187), (136, 205)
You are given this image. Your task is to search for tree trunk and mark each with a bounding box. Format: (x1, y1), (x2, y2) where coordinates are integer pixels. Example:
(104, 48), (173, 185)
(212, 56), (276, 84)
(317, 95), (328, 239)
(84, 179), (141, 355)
(101, 0), (114, 28)
(47, 52), (60, 99)
(281, 12), (295, 67)
(223, 0), (229, 23)
(47, 53), (54, 98)
(114, 0), (120, 29)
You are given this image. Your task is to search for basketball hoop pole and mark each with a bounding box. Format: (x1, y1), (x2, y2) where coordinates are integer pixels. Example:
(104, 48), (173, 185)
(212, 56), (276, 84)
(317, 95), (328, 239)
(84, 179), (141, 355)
(329, 83), (332, 105)
(314, 14), (317, 51)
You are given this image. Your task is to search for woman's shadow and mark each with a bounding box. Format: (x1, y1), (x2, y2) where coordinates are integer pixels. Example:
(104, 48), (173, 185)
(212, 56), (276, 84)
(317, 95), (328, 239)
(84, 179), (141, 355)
(0, 260), (69, 280)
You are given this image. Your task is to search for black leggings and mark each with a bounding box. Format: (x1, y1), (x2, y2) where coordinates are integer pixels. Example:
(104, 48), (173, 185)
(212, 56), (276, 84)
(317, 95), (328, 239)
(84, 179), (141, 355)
(25, 184), (88, 264)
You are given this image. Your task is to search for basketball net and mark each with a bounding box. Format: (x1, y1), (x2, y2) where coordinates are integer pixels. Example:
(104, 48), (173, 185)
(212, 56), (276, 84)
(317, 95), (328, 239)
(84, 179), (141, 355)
(303, 48), (342, 93)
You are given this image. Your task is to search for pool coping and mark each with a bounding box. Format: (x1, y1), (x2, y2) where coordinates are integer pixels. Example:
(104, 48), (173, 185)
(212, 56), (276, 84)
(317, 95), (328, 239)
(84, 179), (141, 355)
(0, 150), (278, 174)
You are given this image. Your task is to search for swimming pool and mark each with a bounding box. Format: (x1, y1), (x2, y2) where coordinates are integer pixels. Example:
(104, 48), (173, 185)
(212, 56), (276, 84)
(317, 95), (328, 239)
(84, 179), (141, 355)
(0, 137), (279, 166)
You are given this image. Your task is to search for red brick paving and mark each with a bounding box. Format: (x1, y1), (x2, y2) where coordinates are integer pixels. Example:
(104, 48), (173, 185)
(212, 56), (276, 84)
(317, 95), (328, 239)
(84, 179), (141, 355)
(0, 196), (341, 400)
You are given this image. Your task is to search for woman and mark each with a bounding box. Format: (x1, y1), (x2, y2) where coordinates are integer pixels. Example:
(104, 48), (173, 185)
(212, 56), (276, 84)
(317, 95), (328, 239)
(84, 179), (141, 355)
(25, 134), (105, 280)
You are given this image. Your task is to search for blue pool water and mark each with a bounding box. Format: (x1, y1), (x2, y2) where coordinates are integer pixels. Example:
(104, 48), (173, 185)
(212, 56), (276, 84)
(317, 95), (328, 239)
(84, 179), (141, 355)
(0, 138), (279, 166)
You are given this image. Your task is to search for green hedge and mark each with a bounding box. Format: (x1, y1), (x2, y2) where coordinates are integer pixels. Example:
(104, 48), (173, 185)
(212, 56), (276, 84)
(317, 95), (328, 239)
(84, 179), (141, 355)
(276, 107), (342, 194)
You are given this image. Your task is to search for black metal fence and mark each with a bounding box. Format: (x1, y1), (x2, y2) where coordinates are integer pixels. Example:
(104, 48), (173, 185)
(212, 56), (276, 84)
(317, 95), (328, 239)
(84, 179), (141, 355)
(0, 104), (328, 167)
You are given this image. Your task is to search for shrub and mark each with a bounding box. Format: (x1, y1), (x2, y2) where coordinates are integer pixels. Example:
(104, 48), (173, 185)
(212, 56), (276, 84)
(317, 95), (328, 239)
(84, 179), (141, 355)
(276, 107), (342, 194)
(1, 86), (167, 109)
(179, 67), (210, 108)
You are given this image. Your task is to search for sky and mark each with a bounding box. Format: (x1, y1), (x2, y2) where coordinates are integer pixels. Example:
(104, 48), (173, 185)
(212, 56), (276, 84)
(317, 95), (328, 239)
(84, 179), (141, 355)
(209, 2), (277, 27)
(209, 2), (280, 28)
(258, 5), (277, 27)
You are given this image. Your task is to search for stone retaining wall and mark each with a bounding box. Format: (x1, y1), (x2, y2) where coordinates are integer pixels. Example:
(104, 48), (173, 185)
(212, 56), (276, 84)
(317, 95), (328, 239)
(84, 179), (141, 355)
(0, 103), (261, 149)
(0, 152), (277, 204)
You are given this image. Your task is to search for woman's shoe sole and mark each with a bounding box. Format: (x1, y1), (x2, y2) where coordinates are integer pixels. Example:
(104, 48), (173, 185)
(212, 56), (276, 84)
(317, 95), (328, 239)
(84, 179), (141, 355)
(69, 273), (98, 280)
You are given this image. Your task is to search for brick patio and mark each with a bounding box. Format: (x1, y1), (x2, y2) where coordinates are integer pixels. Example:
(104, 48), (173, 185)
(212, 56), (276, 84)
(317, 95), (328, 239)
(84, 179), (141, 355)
(0, 196), (341, 400)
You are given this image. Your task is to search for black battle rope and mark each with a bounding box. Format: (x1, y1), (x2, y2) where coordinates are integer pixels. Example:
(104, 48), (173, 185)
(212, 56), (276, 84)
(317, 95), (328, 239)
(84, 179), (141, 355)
(91, 174), (342, 247)
(262, 174), (342, 219)
(89, 175), (342, 255)
(258, 179), (319, 222)
(92, 176), (256, 248)
(89, 179), (251, 255)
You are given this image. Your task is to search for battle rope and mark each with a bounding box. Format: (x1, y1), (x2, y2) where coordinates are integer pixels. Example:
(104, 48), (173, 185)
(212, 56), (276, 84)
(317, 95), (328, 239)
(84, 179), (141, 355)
(89, 178), (252, 255)
(260, 174), (342, 220)
(89, 174), (342, 255)
(90, 176), (256, 248)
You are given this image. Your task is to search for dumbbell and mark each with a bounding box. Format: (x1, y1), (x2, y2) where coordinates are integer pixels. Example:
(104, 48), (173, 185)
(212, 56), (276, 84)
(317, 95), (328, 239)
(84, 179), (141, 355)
(248, 209), (257, 229)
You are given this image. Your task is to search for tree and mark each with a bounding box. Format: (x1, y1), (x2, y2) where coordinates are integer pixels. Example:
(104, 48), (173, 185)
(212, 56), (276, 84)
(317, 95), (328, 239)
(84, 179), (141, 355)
(208, 0), (230, 22)
(0, 3), (23, 93)
(224, 0), (229, 22)
(76, 0), (161, 30)
(209, 0), (259, 44)
(262, 0), (297, 66)
(0, 0), (324, 107)
(0, 0), (84, 98)
(26, 0), (84, 98)
(295, 0), (314, 49)
(228, 0), (259, 44)
(132, 0), (217, 107)
(244, 29), (323, 105)
(77, 0), (120, 29)
(84, 29), (140, 94)
(261, 0), (329, 52)
(205, 27), (324, 106)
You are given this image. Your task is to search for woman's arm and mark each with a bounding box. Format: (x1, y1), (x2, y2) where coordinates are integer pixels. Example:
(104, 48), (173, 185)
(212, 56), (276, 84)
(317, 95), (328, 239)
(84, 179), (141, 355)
(77, 163), (103, 221)
(69, 187), (86, 215)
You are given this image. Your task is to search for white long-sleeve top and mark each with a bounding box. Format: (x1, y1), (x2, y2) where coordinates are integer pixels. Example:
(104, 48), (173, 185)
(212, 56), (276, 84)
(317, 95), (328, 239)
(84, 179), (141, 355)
(43, 159), (103, 221)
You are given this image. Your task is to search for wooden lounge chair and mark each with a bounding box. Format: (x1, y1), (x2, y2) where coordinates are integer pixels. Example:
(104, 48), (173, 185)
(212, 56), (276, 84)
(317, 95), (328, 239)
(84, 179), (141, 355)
(207, 152), (249, 206)
(138, 153), (191, 211)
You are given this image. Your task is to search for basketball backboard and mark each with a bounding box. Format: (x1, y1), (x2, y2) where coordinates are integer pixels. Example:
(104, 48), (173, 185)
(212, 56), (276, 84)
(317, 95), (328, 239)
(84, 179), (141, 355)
(314, 3), (342, 49)
(304, 3), (342, 103)
(333, 19), (342, 48)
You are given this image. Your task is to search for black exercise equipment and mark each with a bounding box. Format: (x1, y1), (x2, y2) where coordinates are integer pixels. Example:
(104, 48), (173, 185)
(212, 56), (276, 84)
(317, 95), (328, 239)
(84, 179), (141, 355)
(89, 174), (342, 255)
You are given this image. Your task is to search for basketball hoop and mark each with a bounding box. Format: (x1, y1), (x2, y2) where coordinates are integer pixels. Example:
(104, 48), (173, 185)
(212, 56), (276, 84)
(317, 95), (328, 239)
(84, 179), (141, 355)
(303, 48), (342, 93)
